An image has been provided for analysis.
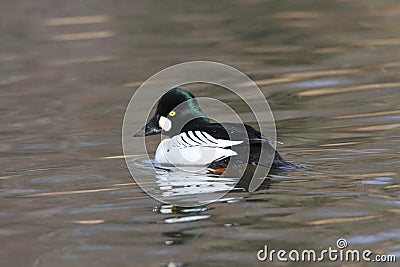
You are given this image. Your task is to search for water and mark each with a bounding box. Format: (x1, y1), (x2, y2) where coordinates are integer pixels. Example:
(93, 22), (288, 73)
(1, 0), (399, 266)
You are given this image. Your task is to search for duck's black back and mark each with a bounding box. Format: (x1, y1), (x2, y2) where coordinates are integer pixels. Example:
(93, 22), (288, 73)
(181, 121), (291, 168)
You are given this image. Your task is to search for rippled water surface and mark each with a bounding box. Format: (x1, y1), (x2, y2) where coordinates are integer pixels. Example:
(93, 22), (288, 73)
(1, 0), (399, 266)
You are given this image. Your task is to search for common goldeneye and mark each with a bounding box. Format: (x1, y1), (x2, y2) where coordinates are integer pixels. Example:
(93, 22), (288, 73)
(133, 88), (294, 170)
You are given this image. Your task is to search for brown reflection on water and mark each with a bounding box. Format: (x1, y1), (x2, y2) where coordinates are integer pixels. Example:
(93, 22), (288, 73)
(52, 31), (115, 41)
(332, 109), (400, 119)
(346, 123), (400, 132)
(45, 15), (111, 26)
(306, 214), (382, 226)
(348, 38), (400, 47)
(297, 82), (400, 96)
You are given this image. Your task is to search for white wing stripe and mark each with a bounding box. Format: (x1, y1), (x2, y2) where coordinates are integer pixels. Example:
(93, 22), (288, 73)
(181, 132), (198, 146)
(169, 131), (243, 149)
(195, 131), (211, 144)
(175, 135), (183, 147)
(176, 134), (185, 147)
(188, 131), (202, 145)
(199, 131), (243, 147)
(216, 139), (244, 147)
(181, 134), (191, 146)
(202, 132), (219, 144)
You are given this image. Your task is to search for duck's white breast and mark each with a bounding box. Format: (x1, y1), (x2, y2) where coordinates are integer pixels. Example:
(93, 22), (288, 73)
(155, 131), (243, 166)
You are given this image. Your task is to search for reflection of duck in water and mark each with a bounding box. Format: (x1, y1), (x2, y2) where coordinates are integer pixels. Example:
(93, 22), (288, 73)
(134, 88), (297, 174)
(154, 168), (239, 197)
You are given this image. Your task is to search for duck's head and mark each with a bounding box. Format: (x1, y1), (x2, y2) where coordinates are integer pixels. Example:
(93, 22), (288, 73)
(133, 88), (209, 137)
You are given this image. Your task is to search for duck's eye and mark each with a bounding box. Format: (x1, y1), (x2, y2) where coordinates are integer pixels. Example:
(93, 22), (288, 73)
(169, 110), (176, 117)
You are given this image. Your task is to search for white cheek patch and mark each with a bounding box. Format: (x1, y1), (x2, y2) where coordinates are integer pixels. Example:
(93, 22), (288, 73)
(158, 116), (172, 131)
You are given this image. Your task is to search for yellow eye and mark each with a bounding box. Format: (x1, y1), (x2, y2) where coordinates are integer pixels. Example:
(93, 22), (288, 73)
(169, 110), (176, 117)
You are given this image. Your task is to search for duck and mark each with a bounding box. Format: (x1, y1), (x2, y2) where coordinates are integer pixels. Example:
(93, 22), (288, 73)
(133, 88), (295, 171)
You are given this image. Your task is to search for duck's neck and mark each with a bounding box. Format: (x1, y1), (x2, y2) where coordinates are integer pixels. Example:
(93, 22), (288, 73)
(181, 117), (209, 133)
(193, 117), (210, 124)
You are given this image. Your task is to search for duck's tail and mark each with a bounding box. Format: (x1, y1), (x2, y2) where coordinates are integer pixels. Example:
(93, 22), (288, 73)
(248, 143), (301, 169)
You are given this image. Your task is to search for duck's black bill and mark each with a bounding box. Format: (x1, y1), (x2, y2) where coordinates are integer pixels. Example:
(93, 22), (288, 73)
(133, 115), (161, 137)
